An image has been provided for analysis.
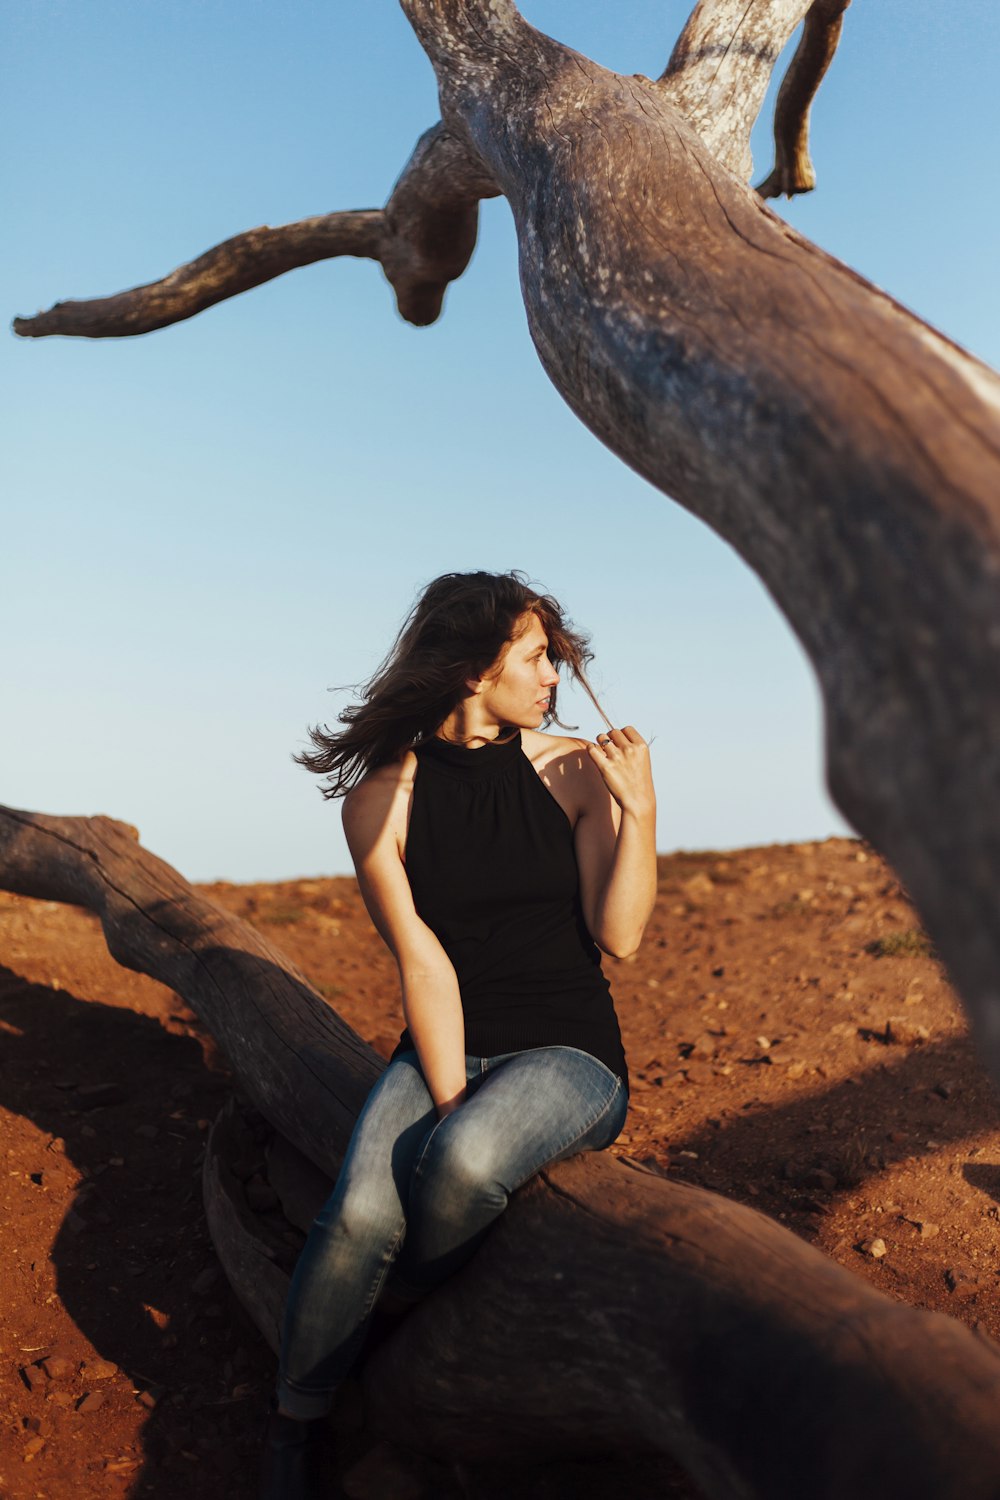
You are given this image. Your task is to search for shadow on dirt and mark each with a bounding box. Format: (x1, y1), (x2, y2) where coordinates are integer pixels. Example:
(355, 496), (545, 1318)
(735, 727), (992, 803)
(0, 962), (271, 1496)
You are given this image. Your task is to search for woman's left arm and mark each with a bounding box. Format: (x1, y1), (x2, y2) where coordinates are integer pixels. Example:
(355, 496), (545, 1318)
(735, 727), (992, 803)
(574, 725), (657, 959)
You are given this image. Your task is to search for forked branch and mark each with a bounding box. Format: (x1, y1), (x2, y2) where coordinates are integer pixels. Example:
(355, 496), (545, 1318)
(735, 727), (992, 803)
(756, 0), (852, 198)
(659, 0), (814, 179)
(13, 125), (498, 339)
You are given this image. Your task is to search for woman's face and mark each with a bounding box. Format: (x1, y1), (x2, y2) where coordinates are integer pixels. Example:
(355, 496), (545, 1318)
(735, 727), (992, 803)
(478, 612), (560, 728)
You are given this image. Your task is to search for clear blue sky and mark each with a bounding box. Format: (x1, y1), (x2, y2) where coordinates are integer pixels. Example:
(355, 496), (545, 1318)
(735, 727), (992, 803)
(4, 2), (998, 882)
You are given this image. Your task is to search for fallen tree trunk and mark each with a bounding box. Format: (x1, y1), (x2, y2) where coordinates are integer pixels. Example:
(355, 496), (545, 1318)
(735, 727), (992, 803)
(0, 805), (382, 1163)
(5, 803), (1000, 1499)
(203, 1090), (1000, 1499)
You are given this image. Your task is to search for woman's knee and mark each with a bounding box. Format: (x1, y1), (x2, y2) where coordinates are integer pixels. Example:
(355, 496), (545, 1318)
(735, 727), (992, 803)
(314, 1178), (405, 1249)
(413, 1122), (509, 1206)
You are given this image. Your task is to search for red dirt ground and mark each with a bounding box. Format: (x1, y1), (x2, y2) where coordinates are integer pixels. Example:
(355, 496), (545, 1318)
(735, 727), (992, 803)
(2, 834), (999, 1497)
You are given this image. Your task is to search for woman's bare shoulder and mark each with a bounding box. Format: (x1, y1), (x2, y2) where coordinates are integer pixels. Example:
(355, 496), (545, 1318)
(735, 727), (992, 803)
(342, 751), (418, 836)
(521, 727), (593, 770)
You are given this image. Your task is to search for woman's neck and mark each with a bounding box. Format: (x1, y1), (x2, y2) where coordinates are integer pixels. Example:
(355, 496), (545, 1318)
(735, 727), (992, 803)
(434, 703), (510, 749)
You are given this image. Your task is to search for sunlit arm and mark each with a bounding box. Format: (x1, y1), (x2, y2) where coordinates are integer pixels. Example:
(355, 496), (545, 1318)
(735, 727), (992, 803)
(394, 947), (467, 1117)
(586, 808), (658, 958)
(574, 727), (658, 959)
(343, 777), (468, 1117)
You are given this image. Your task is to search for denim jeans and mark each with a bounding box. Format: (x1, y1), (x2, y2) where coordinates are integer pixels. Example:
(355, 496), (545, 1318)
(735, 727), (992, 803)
(276, 1044), (628, 1418)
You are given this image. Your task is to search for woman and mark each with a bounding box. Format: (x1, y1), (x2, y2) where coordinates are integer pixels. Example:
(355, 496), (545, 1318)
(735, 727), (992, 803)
(261, 570), (657, 1497)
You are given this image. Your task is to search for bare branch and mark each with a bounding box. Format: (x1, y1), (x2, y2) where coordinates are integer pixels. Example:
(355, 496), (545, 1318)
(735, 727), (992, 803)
(659, 0), (813, 179)
(13, 125), (499, 339)
(13, 212), (383, 339)
(756, 0), (852, 199)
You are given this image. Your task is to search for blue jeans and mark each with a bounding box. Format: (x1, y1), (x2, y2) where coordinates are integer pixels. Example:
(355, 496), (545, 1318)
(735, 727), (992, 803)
(276, 1045), (628, 1418)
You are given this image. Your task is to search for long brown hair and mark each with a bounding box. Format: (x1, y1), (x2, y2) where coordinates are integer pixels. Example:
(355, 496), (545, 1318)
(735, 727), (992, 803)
(295, 570), (606, 798)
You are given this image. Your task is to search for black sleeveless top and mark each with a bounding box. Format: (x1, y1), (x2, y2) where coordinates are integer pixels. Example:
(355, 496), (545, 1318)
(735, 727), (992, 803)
(388, 729), (629, 1092)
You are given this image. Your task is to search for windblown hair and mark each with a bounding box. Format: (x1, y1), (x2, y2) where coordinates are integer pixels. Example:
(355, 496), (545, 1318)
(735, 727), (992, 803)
(296, 570), (607, 798)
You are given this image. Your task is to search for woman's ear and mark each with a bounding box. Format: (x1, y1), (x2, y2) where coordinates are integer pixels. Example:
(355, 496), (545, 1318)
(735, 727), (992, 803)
(464, 675), (487, 697)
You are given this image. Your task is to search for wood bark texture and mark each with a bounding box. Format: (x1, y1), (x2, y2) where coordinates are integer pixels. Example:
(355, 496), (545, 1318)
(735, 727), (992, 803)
(400, 0), (1000, 1086)
(204, 1093), (1000, 1500)
(0, 805), (382, 1162)
(5, 803), (1000, 1499)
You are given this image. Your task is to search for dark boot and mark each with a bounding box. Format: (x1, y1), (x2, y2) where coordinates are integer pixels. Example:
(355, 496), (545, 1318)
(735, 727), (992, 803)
(259, 1400), (330, 1500)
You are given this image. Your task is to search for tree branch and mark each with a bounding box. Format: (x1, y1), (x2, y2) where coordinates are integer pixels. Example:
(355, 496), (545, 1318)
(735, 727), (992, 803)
(12, 212), (383, 340)
(659, 0), (813, 179)
(756, 0), (852, 199)
(12, 124), (499, 338)
(0, 805), (381, 1163)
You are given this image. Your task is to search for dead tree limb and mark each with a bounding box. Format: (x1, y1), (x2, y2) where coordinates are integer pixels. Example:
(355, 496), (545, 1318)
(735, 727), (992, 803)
(399, 0), (1000, 1090)
(12, 124), (498, 336)
(203, 1095), (1000, 1500)
(5, 802), (1000, 1499)
(659, 0), (815, 178)
(756, 0), (853, 198)
(0, 805), (380, 1158)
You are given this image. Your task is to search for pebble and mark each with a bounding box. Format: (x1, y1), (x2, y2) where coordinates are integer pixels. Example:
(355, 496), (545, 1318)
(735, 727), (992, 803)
(23, 1435), (46, 1460)
(48, 1391), (74, 1408)
(21, 1363), (46, 1392)
(77, 1083), (128, 1109)
(885, 1017), (931, 1047)
(802, 1168), (837, 1193)
(858, 1236), (887, 1259)
(39, 1355), (73, 1380)
(77, 1391), (106, 1413)
(136, 1387), (163, 1409)
(83, 1359), (118, 1380)
(945, 1266), (980, 1298)
(106, 1457), (142, 1475)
